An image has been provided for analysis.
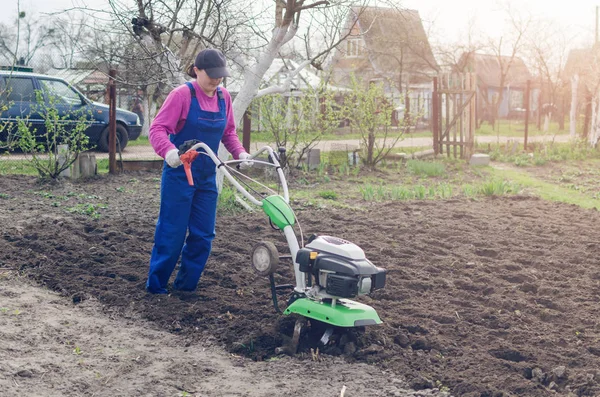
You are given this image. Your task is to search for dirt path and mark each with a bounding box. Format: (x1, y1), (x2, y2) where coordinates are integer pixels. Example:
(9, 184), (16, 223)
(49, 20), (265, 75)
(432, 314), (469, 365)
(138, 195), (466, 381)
(0, 274), (429, 397)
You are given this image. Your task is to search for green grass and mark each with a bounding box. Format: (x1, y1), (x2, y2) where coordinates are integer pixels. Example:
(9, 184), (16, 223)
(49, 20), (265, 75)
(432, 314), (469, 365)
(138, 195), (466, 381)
(128, 136), (149, 147)
(476, 119), (570, 137)
(317, 190), (338, 200)
(478, 179), (519, 196)
(482, 141), (600, 166)
(406, 160), (446, 177)
(489, 167), (600, 210)
(359, 182), (460, 201)
(217, 185), (249, 215)
(0, 159), (39, 176)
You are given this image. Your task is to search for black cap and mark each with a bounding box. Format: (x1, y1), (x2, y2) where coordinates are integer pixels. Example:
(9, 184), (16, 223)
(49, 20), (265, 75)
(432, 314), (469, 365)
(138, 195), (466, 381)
(194, 48), (230, 79)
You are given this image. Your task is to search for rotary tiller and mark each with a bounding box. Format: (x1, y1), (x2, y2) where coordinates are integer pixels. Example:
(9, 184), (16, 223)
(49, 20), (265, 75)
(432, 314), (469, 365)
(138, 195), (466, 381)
(178, 140), (387, 353)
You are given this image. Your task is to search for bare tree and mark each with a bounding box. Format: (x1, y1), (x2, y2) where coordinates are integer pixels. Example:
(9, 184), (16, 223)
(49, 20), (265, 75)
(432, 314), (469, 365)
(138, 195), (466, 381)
(46, 13), (93, 69)
(524, 19), (572, 132)
(434, 16), (485, 73)
(0, 9), (56, 67)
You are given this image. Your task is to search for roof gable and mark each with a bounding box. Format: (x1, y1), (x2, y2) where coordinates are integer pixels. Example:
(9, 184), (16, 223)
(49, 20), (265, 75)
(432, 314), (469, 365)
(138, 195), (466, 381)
(354, 7), (439, 77)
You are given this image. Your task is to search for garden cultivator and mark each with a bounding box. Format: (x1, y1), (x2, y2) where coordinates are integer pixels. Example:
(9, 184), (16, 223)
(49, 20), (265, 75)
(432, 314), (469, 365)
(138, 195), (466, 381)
(178, 140), (387, 354)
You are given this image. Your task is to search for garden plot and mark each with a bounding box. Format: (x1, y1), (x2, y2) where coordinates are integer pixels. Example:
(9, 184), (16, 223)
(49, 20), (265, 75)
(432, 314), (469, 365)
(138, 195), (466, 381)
(1, 172), (600, 396)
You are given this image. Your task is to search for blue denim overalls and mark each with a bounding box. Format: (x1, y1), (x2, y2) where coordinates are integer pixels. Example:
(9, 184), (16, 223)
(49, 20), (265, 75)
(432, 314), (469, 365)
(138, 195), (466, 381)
(146, 82), (226, 294)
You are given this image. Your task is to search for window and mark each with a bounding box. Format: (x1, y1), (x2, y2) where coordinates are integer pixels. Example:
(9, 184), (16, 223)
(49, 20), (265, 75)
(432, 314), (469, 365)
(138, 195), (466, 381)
(39, 79), (82, 106)
(345, 38), (364, 58)
(4, 77), (35, 102)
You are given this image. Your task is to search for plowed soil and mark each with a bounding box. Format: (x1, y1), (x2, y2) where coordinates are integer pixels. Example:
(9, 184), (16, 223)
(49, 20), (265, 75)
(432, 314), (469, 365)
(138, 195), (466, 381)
(2, 171), (600, 397)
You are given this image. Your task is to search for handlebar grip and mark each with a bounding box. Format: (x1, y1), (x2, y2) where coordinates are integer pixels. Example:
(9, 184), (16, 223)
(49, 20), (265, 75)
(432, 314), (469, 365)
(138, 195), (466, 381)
(178, 139), (201, 156)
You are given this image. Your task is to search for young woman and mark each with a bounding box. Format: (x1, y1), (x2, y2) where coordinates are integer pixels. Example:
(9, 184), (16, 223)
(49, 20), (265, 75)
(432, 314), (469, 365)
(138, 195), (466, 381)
(146, 48), (250, 294)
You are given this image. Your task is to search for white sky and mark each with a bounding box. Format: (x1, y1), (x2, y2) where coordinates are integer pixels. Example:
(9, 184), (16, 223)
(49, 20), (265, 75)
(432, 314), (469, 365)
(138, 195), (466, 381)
(2, 0), (599, 50)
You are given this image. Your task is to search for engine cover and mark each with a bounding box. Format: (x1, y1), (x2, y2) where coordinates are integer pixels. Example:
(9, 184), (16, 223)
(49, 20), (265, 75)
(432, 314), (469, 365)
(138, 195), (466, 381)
(296, 235), (386, 296)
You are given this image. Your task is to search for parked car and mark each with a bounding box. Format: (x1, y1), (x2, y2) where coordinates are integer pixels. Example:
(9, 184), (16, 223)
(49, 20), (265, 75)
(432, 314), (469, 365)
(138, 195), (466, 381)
(0, 70), (141, 151)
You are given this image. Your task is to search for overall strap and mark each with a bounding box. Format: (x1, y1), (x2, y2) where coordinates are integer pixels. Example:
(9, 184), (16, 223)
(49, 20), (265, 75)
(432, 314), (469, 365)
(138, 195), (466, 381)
(186, 82), (196, 99)
(216, 87), (225, 114)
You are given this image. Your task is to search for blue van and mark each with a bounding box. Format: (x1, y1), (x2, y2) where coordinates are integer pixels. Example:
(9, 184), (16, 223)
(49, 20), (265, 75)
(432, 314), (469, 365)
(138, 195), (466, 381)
(0, 70), (142, 151)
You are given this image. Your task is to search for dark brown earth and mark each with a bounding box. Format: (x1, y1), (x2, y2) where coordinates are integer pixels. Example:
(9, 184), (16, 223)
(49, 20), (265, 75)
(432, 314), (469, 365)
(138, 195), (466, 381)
(2, 171), (600, 397)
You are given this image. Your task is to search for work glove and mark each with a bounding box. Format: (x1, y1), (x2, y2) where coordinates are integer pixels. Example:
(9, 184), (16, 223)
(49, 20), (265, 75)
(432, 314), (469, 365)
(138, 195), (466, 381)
(165, 148), (182, 168)
(238, 152), (253, 170)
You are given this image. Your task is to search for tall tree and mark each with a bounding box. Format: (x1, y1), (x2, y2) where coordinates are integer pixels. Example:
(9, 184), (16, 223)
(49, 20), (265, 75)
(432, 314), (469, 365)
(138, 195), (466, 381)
(484, 6), (530, 129)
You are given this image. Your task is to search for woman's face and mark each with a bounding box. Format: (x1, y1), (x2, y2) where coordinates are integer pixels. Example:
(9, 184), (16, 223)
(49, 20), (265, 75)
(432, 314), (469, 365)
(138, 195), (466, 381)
(195, 68), (223, 96)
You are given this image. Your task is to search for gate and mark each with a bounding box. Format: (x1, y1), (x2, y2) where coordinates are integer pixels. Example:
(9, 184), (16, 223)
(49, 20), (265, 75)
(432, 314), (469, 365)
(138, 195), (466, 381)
(432, 73), (476, 159)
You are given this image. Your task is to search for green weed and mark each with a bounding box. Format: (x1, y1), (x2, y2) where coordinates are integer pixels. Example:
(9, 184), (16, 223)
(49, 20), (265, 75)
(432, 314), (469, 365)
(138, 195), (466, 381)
(217, 185), (248, 215)
(479, 179), (518, 196)
(359, 184), (376, 201)
(406, 160), (446, 177)
(318, 190), (338, 200)
(67, 203), (106, 219)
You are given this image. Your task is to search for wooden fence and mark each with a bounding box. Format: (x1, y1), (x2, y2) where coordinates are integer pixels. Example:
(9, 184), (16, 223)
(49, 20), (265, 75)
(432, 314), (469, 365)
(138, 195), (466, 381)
(432, 73), (477, 159)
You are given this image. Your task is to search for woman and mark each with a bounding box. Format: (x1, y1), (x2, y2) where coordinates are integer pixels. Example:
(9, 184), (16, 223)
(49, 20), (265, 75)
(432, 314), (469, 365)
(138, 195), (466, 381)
(146, 48), (250, 294)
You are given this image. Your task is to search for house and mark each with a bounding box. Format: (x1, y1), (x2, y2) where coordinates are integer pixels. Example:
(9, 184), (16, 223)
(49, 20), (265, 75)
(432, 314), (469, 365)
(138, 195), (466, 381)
(227, 58), (349, 131)
(46, 67), (135, 110)
(456, 52), (538, 120)
(327, 6), (439, 122)
(563, 45), (600, 106)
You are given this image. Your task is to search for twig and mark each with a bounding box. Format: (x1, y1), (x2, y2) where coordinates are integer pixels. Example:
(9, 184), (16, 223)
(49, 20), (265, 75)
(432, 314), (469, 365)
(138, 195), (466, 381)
(455, 311), (461, 321)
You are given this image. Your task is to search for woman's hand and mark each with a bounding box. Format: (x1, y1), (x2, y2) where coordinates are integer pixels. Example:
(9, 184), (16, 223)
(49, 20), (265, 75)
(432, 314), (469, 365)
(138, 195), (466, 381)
(238, 152), (253, 170)
(165, 149), (182, 168)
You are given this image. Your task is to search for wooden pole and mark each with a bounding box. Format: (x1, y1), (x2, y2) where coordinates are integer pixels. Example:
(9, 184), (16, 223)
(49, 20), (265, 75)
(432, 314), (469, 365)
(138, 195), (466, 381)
(242, 109), (251, 152)
(469, 73), (476, 157)
(524, 80), (531, 151)
(584, 90), (592, 139)
(432, 77), (439, 155)
(108, 69), (117, 174)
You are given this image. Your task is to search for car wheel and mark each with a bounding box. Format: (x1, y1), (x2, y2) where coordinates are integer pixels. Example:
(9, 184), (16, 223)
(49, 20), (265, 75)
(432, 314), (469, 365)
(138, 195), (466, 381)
(97, 124), (129, 152)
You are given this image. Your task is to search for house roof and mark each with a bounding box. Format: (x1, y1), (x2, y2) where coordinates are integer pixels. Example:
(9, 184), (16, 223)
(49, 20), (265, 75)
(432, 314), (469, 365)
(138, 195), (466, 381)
(46, 68), (109, 87)
(457, 53), (532, 88)
(352, 6), (439, 82)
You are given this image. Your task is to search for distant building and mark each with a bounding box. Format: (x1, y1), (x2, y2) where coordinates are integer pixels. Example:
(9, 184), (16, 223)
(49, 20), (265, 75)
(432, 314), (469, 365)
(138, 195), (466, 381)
(456, 52), (538, 120)
(327, 6), (439, 123)
(46, 68), (133, 109)
(563, 45), (600, 99)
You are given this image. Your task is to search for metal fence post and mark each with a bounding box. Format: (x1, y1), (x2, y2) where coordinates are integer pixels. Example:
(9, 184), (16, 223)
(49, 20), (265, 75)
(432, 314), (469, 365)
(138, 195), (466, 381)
(432, 77), (439, 155)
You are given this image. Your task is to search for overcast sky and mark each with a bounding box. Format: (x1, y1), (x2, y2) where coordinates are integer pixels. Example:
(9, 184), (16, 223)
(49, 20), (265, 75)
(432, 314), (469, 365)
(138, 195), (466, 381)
(3, 0), (599, 49)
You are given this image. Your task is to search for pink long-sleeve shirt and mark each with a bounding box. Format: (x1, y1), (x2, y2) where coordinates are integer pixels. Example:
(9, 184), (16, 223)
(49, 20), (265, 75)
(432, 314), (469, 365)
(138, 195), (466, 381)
(149, 80), (245, 159)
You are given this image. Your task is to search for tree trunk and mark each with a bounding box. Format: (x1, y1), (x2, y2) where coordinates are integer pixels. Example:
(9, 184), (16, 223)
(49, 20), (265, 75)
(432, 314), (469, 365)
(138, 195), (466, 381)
(217, 24), (296, 188)
(367, 132), (375, 166)
(570, 75), (578, 139)
(590, 95), (600, 146)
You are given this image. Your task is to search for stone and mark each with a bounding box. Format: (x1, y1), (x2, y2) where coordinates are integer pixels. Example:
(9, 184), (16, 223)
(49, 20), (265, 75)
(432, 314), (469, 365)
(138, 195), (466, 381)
(469, 153), (490, 166)
(300, 148), (320, 170)
(551, 365), (567, 380)
(72, 153), (98, 179)
(57, 144), (71, 178)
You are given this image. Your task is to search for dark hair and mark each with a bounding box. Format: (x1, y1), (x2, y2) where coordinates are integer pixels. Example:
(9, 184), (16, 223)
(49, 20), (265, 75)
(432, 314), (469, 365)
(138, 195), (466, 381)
(186, 64), (197, 78)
